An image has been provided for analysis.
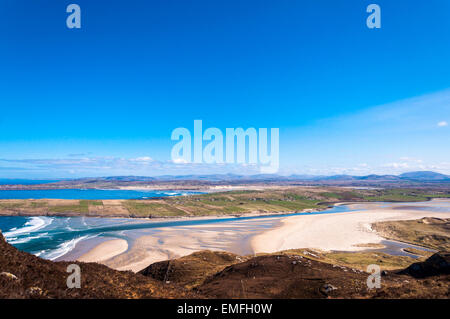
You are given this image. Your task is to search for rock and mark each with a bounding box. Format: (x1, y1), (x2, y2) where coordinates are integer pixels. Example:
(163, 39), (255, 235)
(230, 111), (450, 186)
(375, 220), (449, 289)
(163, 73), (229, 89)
(303, 250), (319, 258)
(320, 284), (338, 295)
(0, 272), (18, 280)
(26, 286), (44, 297)
(381, 270), (388, 276)
(400, 252), (450, 278)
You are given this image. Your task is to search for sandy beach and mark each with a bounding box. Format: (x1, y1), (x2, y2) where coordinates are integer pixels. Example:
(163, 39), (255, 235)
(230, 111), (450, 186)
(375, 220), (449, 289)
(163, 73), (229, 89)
(91, 218), (280, 272)
(73, 199), (450, 272)
(78, 239), (128, 263)
(251, 200), (450, 253)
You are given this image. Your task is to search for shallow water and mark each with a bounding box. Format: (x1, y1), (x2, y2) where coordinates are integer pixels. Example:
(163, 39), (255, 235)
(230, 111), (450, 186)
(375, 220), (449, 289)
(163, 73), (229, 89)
(377, 240), (436, 259)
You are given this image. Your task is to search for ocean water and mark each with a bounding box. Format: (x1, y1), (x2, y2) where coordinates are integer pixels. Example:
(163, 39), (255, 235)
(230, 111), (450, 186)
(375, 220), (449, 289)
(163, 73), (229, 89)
(0, 188), (200, 200)
(0, 205), (353, 261)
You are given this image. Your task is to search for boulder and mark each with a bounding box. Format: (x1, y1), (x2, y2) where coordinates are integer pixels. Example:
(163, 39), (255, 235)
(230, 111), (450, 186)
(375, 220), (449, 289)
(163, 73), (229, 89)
(320, 283), (337, 295)
(0, 272), (18, 280)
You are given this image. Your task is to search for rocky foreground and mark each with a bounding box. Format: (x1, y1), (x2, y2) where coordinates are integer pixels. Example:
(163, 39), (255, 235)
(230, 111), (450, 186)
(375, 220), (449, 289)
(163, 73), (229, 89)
(0, 232), (448, 299)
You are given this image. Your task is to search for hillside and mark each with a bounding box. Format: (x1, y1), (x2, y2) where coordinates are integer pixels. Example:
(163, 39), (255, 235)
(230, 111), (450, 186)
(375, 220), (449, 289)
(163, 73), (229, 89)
(399, 171), (450, 181)
(1, 229), (448, 299)
(0, 231), (195, 299)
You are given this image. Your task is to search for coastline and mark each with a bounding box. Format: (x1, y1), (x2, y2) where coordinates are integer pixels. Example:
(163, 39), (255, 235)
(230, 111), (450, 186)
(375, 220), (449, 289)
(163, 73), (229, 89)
(0, 200), (331, 220)
(64, 199), (450, 272)
(2, 198), (449, 273)
(250, 200), (450, 254)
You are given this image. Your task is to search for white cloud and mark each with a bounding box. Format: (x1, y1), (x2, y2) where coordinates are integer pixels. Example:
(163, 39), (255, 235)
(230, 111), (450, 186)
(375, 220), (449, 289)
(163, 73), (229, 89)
(382, 162), (409, 169)
(171, 158), (189, 164)
(0, 156), (265, 177)
(130, 156), (153, 162)
(399, 157), (423, 163)
(438, 121), (448, 127)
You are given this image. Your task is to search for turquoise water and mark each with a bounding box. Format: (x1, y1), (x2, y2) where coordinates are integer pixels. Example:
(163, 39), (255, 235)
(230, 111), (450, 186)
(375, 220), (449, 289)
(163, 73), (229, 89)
(0, 205), (353, 260)
(0, 188), (200, 199)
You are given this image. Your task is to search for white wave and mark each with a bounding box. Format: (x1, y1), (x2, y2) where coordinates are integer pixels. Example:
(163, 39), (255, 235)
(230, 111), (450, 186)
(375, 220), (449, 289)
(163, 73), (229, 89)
(34, 249), (47, 257)
(3, 217), (52, 239)
(63, 218), (76, 231)
(41, 235), (94, 261)
(8, 232), (49, 245)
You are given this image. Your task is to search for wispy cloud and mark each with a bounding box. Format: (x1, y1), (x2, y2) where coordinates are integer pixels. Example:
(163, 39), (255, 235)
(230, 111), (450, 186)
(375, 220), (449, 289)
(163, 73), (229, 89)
(438, 121), (448, 127)
(0, 157), (262, 178)
(399, 157), (423, 164)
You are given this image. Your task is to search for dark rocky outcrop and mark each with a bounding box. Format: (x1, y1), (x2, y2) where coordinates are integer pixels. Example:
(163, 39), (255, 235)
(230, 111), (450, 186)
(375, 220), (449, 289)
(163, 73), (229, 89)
(139, 250), (245, 289)
(0, 231), (196, 299)
(399, 252), (450, 278)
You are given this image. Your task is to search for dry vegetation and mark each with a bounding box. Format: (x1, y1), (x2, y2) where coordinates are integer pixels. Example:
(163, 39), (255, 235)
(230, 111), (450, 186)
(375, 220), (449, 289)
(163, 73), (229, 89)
(373, 217), (450, 251)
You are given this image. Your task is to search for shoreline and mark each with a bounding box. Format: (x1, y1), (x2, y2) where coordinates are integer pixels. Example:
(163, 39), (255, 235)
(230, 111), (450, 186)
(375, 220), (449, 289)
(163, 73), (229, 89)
(5, 189), (424, 222)
(69, 199), (450, 272)
(250, 200), (450, 254)
(0, 202), (334, 221)
(1, 199), (449, 273)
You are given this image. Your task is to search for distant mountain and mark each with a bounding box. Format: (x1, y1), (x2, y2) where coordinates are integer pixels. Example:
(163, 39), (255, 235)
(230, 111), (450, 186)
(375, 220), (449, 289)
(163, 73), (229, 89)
(313, 175), (356, 181)
(356, 174), (401, 181)
(287, 174), (317, 180)
(399, 171), (450, 181)
(3, 171), (450, 189)
(62, 171), (450, 183)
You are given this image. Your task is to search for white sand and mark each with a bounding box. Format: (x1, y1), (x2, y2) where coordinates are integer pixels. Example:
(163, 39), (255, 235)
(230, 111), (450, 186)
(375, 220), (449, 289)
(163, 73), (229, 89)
(78, 239), (128, 263)
(76, 199), (450, 272)
(97, 220), (270, 272)
(251, 201), (450, 253)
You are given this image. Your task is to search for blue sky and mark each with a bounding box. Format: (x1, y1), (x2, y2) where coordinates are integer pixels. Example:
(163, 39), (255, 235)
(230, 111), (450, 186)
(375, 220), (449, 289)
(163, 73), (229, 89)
(0, 0), (449, 177)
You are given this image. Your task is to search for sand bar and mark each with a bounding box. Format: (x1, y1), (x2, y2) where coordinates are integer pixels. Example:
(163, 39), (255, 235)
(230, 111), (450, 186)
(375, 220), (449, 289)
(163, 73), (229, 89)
(78, 239), (128, 263)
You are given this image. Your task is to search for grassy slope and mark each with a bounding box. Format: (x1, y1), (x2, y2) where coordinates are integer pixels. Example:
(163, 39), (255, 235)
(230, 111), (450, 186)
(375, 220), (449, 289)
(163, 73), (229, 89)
(372, 217), (450, 251)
